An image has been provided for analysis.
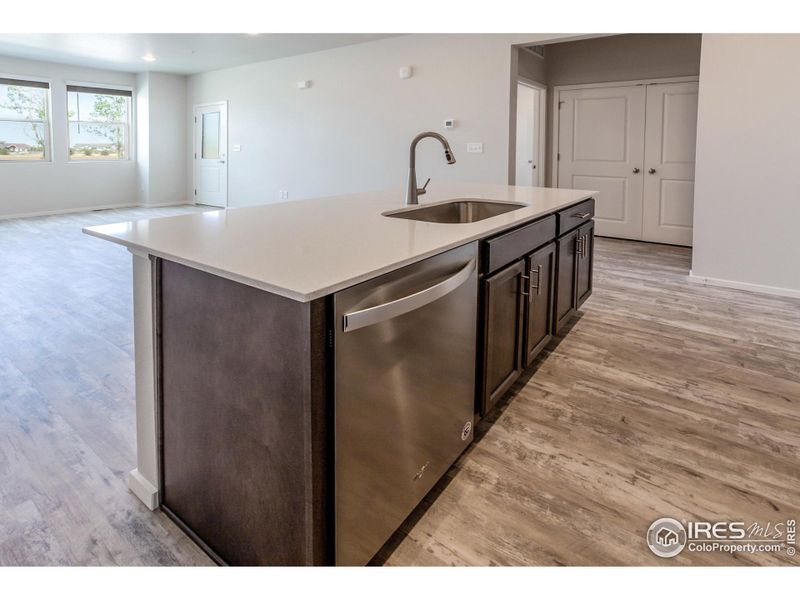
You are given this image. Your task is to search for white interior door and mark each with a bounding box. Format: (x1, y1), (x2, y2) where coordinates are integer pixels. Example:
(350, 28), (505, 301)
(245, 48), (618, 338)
(642, 82), (699, 246)
(557, 85), (646, 240)
(515, 83), (542, 186)
(193, 102), (228, 208)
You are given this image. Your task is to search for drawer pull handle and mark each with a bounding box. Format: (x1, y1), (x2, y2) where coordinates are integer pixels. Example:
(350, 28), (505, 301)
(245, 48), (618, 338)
(572, 212), (591, 219)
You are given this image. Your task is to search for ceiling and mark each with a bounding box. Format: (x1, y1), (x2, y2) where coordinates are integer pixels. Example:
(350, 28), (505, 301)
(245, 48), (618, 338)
(0, 33), (400, 75)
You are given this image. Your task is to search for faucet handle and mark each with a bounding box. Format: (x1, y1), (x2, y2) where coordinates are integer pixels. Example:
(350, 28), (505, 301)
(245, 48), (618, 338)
(418, 178), (431, 195)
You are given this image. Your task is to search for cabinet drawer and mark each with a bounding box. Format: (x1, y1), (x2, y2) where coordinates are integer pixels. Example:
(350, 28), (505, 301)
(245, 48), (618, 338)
(483, 215), (556, 274)
(556, 198), (594, 235)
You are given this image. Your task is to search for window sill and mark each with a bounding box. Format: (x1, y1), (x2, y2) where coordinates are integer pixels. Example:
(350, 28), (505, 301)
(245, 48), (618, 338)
(67, 159), (133, 163)
(0, 159), (53, 164)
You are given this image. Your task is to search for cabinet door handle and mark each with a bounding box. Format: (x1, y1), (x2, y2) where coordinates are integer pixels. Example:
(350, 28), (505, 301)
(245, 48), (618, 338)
(530, 265), (542, 295)
(576, 236), (584, 257)
(578, 235), (588, 257)
(520, 274), (530, 297)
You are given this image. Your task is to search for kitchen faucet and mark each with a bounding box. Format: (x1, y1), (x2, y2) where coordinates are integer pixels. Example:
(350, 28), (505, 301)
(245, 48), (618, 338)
(405, 132), (456, 205)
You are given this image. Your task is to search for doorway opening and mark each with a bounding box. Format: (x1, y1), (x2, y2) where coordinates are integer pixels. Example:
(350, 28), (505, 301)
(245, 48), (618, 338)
(515, 80), (546, 187)
(511, 34), (702, 247)
(193, 101), (228, 208)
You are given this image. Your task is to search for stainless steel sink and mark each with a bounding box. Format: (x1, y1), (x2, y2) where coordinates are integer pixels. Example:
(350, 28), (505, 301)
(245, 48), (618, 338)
(383, 199), (526, 224)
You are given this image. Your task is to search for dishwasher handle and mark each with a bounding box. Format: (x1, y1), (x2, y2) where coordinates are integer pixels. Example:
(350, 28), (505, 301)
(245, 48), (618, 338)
(342, 258), (476, 332)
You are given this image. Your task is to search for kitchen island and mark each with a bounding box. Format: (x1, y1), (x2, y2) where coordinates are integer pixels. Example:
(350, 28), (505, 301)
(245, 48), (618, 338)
(84, 183), (596, 566)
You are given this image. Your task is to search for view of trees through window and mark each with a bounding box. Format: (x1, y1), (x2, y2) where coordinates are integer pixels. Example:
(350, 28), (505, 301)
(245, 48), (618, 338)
(0, 80), (50, 161)
(67, 87), (131, 160)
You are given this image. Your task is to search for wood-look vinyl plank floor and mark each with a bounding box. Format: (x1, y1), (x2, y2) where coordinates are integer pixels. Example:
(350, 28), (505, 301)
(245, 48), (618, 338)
(1, 210), (798, 566)
(1, 206), (214, 566)
(379, 237), (800, 566)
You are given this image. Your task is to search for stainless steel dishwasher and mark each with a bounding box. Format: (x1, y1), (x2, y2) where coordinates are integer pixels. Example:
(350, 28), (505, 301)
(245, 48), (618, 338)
(333, 242), (478, 566)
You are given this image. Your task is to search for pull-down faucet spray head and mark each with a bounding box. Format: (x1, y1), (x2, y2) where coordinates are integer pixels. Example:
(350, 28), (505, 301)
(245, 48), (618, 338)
(405, 132), (456, 205)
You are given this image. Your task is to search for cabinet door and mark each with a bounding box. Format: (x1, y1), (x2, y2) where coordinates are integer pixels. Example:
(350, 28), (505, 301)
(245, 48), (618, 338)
(524, 242), (555, 366)
(576, 221), (594, 308)
(553, 228), (579, 334)
(482, 258), (526, 414)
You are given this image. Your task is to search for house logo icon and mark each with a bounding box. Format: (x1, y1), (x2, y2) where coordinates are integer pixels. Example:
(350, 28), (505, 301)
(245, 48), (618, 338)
(647, 518), (687, 558)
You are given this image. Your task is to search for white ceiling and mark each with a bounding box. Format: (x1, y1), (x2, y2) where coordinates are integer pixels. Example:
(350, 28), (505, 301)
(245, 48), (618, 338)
(0, 33), (401, 75)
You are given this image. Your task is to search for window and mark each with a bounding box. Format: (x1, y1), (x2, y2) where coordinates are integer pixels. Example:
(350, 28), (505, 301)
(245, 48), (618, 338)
(67, 85), (131, 160)
(0, 77), (51, 161)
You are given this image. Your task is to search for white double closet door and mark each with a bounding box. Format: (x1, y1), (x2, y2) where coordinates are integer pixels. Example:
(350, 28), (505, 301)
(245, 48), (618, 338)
(557, 81), (698, 246)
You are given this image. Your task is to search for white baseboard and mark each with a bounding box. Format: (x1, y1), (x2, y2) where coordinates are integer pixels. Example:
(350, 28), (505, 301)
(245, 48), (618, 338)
(0, 202), (138, 221)
(687, 271), (800, 299)
(0, 201), (195, 221)
(139, 201), (193, 208)
(128, 468), (159, 510)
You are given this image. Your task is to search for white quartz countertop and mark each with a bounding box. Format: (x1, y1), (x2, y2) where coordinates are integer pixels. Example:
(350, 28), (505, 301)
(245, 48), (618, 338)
(83, 183), (596, 302)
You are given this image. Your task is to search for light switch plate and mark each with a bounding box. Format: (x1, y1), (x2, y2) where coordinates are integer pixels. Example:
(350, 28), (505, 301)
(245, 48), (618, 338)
(467, 142), (483, 153)
(278, 190), (289, 200)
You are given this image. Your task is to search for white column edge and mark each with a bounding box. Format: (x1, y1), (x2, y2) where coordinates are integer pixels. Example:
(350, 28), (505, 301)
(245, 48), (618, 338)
(129, 248), (161, 511)
(129, 468), (160, 510)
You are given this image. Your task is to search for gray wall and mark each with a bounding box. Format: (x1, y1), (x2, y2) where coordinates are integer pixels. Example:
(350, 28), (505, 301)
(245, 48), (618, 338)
(546, 34), (701, 86)
(691, 34), (800, 295)
(517, 48), (547, 84)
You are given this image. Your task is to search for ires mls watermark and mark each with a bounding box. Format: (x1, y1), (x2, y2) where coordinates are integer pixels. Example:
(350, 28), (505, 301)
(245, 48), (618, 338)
(647, 517), (797, 559)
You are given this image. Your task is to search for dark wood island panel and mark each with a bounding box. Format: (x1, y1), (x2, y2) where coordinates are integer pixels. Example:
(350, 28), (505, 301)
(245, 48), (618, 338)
(157, 259), (330, 565)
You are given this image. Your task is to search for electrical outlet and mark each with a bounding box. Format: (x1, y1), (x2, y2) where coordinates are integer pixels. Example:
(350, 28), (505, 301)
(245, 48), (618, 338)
(278, 190), (289, 200)
(467, 142), (483, 153)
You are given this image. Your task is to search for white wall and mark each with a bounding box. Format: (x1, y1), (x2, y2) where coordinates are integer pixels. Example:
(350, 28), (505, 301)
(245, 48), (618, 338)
(691, 34), (800, 296)
(186, 34), (566, 207)
(0, 55), (138, 218)
(136, 71), (188, 206)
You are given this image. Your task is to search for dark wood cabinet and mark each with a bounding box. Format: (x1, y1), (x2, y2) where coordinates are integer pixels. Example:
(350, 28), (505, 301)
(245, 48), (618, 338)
(554, 228), (580, 333)
(477, 202), (596, 416)
(553, 219), (595, 334)
(481, 258), (526, 414)
(524, 242), (555, 366)
(479, 229), (561, 415)
(576, 221), (594, 308)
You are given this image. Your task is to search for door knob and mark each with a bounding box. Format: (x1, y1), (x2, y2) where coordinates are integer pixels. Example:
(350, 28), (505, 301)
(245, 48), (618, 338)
(648, 168), (656, 174)
(632, 167), (640, 174)
(528, 160), (533, 164)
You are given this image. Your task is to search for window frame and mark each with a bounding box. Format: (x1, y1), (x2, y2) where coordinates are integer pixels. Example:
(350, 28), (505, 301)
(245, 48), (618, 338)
(65, 81), (134, 163)
(0, 73), (53, 164)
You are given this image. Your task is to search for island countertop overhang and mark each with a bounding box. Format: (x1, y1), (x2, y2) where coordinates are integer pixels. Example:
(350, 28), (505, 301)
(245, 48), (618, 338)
(83, 183), (596, 302)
